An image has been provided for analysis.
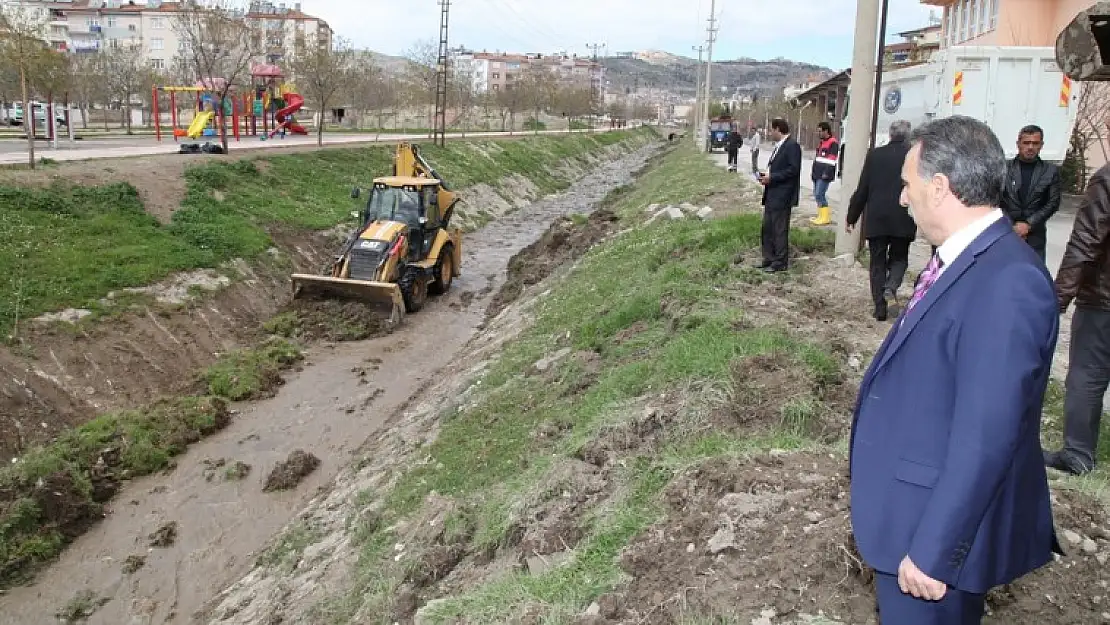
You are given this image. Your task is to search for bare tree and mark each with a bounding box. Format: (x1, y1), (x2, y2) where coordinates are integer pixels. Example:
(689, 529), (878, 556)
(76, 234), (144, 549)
(174, 0), (261, 152)
(450, 67), (477, 136)
(69, 53), (104, 129)
(1064, 82), (1110, 191)
(555, 85), (593, 130)
(402, 40), (438, 134)
(289, 34), (354, 146)
(0, 3), (48, 167)
(631, 100), (657, 123)
(496, 84), (527, 134)
(606, 98), (628, 121)
(351, 55), (399, 136)
(521, 67), (555, 134)
(102, 42), (148, 133)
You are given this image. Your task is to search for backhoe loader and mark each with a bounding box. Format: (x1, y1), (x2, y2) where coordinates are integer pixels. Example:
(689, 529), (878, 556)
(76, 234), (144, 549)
(290, 143), (463, 324)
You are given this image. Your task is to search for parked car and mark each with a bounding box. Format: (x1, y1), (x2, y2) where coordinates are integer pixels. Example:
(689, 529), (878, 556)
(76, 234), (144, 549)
(7, 102), (69, 127)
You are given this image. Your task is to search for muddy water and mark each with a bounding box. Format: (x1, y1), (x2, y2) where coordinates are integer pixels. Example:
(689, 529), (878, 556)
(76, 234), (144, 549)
(0, 144), (659, 625)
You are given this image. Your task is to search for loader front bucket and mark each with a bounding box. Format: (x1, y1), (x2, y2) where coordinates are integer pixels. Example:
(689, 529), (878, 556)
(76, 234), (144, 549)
(290, 274), (406, 326)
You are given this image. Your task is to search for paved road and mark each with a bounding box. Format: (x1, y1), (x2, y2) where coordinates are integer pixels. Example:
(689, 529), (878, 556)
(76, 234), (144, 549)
(0, 127), (611, 165)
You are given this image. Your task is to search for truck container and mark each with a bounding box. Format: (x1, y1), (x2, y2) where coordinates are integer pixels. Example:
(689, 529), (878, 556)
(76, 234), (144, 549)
(844, 46), (1080, 164)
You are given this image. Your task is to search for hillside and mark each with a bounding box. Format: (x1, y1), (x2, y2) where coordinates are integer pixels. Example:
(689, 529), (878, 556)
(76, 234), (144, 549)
(601, 51), (834, 96)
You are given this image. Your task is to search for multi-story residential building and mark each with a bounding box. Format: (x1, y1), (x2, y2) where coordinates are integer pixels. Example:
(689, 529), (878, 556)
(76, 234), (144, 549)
(451, 49), (605, 94)
(885, 22), (942, 66)
(5, 0), (330, 71)
(923, 0), (1093, 48)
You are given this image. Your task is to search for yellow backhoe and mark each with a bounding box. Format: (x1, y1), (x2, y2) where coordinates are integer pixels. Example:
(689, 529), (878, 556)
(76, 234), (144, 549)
(290, 143), (463, 324)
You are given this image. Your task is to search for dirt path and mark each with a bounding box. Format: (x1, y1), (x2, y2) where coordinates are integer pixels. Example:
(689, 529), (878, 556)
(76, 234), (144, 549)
(0, 144), (660, 625)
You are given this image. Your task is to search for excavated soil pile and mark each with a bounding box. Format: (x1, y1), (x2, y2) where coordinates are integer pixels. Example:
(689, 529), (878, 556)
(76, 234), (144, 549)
(285, 297), (394, 342)
(608, 453), (1110, 625)
(262, 449), (320, 492)
(486, 209), (620, 319)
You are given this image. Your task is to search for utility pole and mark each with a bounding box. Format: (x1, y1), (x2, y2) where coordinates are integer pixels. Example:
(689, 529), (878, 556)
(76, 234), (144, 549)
(434, 0), (451, 147)
(692, 44), (704, 146)
(868, 0), (892, 150)
(834, 0), (881, 257)
(587, 42), (605, 125)
(699, 0), (718, 153)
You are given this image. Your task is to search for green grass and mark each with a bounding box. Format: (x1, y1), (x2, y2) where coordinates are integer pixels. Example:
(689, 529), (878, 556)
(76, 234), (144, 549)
(606, 143), (741, 220)
(1040, 379), (1110, 503)
(321, 145), (840, 622)
(0, 129), (655, 337)
(0, 338), (303, 588)
(257, 521), (323, 573)
(200, 337), (303, 401)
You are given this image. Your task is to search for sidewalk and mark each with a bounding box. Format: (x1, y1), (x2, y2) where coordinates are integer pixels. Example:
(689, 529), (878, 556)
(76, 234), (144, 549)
(0, 127), (608, 166)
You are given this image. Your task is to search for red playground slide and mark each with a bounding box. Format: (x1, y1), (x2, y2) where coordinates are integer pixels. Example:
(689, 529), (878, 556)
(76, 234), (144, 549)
(269, 91), (308, 138)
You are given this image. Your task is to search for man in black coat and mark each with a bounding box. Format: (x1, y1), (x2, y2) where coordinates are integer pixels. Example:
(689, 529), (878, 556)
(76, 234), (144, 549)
(846, 120), (916, 321)
(1000, 124), (1061, 262)
(758, 117), (802, 273)
(726, 129), (743, 172)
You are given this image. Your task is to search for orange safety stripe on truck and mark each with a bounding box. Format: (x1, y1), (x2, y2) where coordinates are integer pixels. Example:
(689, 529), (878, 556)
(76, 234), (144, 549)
(1061, 75), (1072, 107)
(953, 71), (963, 105)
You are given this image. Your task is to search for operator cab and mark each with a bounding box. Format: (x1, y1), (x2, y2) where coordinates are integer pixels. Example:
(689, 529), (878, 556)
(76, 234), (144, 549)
(354, 177), (445, 259)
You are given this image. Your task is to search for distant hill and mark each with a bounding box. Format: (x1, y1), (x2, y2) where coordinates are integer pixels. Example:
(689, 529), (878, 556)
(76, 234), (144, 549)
(600, 51), (835, 97)
(365, 51), (410, 74)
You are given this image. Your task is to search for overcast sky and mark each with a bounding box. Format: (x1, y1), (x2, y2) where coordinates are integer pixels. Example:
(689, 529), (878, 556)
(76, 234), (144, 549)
(302, 0), (939, 69)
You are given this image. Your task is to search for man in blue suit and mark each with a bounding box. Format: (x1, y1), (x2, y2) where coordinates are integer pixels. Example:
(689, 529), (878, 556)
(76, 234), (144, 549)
(850, 115), (1062, 624)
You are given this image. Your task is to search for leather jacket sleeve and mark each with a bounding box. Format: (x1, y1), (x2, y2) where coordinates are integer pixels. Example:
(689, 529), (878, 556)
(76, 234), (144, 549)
(1056, 170), (1110, 308)
(1027, 166), (1062, 228)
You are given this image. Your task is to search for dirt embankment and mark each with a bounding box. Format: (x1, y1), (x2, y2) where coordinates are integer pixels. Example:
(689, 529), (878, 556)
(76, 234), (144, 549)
(0, 230), (336, 461)
(486, 209), (620, 319)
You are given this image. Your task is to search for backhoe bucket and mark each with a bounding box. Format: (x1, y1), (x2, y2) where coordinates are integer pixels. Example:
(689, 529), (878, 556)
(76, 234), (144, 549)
(290, 274), (406, 326)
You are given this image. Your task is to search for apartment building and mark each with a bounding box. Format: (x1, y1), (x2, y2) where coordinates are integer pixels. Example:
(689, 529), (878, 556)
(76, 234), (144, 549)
(452, 49), (605, 94)
(8, 0), (331, 71)
(923, 0), (1093, 47)
(886, 23), (942, 66)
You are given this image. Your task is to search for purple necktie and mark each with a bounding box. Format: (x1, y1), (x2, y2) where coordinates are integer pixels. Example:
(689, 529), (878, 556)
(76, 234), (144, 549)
(906, 253), (945, 312)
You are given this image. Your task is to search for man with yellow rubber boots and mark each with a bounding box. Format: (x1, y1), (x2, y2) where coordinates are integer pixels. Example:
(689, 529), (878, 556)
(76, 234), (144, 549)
(810, 121), (839, 226)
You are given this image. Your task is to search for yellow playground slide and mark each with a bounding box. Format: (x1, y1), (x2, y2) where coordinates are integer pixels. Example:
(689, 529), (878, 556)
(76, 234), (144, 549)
(186, 111), (214, 139)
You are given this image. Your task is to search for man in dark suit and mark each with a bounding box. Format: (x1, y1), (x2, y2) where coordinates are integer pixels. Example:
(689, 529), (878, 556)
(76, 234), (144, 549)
(1000, 124), (1061, 262)
(850, 116), (1061, 624)
(757, 117), (801, 273)
(846, 120), (916, 321)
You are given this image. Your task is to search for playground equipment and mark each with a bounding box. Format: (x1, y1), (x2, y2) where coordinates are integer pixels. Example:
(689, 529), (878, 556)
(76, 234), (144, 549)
(152, 64), (309, 144)
(267, 86), (308, 139)
(153, 85), (231, 142)
(251, 63), (307, 139)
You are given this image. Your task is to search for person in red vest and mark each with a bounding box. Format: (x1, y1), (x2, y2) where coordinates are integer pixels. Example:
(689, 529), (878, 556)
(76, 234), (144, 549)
(811, 121), (839, 225)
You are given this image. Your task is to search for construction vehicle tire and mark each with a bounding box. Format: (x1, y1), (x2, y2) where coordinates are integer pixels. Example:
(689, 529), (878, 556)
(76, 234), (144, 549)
(429, 245), (454, 295)
(399, 267), (428, 313)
